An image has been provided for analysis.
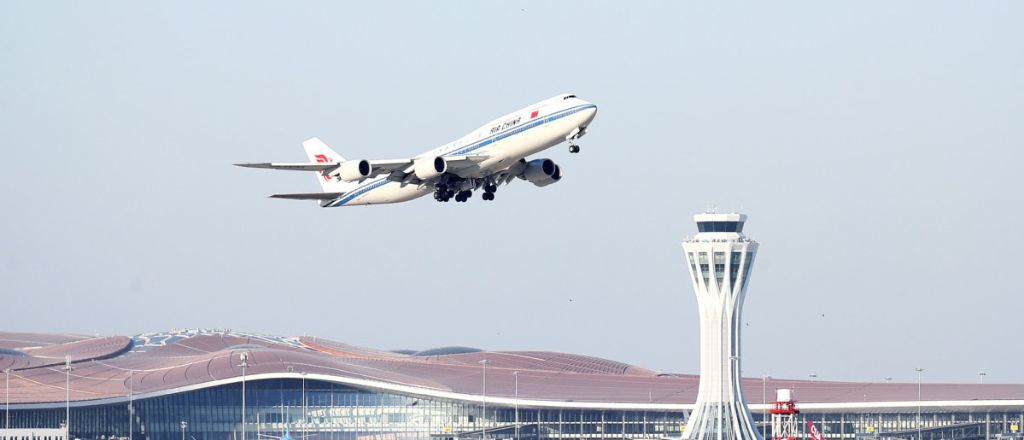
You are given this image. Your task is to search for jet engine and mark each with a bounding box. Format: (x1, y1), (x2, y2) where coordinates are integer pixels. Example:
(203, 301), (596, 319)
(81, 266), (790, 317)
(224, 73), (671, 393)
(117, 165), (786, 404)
(522, 158), (562, 187)
(414, 156), (447, 180)
(332, 159), (372, 182)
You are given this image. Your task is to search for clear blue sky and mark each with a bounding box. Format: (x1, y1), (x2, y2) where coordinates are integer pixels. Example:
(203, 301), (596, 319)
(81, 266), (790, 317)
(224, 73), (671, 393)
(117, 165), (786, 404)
(1, 1), (1021, 384)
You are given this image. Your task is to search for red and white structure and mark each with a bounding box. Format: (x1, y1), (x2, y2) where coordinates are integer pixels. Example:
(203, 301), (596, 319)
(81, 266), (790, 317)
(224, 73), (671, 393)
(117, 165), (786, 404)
(681, 212), (761, 440)
(770, 389), (800, 440)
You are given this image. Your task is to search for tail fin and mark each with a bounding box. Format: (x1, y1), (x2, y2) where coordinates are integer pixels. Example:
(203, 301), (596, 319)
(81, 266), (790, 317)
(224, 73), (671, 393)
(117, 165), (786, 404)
(302, 137), (351, 193)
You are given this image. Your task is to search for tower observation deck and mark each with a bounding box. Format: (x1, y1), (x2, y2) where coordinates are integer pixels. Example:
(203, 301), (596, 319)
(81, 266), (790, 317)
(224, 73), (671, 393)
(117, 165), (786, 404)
(681, 212), (761, 440)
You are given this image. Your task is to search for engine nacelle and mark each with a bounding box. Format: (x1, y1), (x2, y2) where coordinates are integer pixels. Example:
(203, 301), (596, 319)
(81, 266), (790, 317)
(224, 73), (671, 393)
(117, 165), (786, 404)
(414, 156), (447, 180)
(522, 158), (562, 187)
(332, 159), (372, 182)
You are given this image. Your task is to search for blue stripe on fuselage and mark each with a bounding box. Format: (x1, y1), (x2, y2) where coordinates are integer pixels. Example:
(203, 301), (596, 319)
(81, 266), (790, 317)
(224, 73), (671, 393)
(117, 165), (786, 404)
(328, 104), (595, 207)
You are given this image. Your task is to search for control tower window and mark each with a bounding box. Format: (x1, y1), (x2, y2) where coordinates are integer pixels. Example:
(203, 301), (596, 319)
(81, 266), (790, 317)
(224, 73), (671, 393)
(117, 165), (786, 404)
(714, 253), (727, 291)
(697, 221), (744, 233)
(729, 253), (742, 286)
(699, 252), (710, 286)
(741, 253), (755, 289)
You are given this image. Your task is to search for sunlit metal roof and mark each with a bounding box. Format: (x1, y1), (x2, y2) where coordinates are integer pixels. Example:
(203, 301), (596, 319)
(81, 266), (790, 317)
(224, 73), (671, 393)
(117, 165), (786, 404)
(2, 330), (1022, 412)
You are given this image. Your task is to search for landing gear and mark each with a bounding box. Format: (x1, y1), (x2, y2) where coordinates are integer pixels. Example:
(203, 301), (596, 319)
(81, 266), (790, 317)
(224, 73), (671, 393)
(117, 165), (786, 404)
(434, 184), (455, 202)
(481, 181), (497, 201)
(453, 190), (472, 202)
(434, 178), (498, 203)
(569, 144), (581, 153)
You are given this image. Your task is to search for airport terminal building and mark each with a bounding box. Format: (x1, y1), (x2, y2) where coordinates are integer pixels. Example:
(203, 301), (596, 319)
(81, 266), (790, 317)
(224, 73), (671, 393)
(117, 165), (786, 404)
(2, 329), (1022, 440)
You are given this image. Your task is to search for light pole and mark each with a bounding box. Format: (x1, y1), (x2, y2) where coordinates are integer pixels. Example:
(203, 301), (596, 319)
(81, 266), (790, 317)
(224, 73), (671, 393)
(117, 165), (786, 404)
(64, 355), (72, 439)
(286, 366), (296, 435)
(978, 372), (987, 384)
(5, 368), (10, 430)
(180, 420), (188, 440)
(128, 370), (134, 440)
(301, 371), (307, 438)
(240, 352), (249, 440)
(762, 375), (770, 440)
(513, 371), (519, 440)
(479, 360), (488, 440)
(915, 367), (925, 440)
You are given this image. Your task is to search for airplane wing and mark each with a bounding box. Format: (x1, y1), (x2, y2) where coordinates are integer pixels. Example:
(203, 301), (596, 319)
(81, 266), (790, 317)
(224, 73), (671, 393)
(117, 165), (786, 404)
(443, 155), (489, 170)
(375, 154), (489, 185)
(237, 147), (490, 189)
(268, 192), (346, 200)
(371, 155), (486, 175)
(235, 155), (486, 174)
(234, 162), (338, 172)
(367, 159), (413, 175)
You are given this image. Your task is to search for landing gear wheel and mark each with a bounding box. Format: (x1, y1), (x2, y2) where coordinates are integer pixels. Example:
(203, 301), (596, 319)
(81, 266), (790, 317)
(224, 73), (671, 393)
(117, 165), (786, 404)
(435, 184), (450, 202)
(569, 144), (581, 153)
(484, 184), (497, 193)
(482, 192), (494, 201)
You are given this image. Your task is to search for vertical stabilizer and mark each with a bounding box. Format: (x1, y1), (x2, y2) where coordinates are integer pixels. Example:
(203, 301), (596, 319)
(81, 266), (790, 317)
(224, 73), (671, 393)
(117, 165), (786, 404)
(301, 137), (351, 193)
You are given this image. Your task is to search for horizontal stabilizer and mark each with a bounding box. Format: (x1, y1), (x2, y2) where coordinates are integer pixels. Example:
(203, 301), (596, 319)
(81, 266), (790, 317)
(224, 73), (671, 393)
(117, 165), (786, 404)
(234, 162), (338, 172)
(268, 192), (346, 200)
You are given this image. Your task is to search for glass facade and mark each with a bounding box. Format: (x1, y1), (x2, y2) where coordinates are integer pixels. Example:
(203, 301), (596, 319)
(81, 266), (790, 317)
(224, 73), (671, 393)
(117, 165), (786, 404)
(698, 253), (710, 287)
(713, 253), (726, 290)
(6, 379), (1023, 440)
(741, 253), (754, 290)
(695, 222), (743, 233)
(729, 253), (741, 291)
(5, 379), (687, 440)
(756, 411), (1024, 440)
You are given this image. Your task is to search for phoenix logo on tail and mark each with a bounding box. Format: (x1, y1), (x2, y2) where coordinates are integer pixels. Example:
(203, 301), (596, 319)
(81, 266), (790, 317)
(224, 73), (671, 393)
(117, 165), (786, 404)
(313, 154), (333, 181)
(235, 94), (597, 207)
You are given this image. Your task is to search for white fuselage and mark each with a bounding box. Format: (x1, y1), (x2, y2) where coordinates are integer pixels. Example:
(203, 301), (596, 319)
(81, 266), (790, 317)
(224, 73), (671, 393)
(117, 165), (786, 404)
(325, 95), (597, 207)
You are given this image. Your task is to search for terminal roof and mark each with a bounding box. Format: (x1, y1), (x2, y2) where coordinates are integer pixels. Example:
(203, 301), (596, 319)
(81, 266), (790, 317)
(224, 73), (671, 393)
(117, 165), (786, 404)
(2, 330), (1022, 411)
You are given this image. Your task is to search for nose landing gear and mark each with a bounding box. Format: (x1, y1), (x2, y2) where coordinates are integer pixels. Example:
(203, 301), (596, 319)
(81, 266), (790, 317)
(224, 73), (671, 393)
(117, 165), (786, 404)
(567, 125), (586, 153)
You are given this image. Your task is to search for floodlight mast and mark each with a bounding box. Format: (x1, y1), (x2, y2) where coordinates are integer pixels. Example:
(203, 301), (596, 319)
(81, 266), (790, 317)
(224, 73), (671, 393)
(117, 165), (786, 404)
(240, 352), (250, 440)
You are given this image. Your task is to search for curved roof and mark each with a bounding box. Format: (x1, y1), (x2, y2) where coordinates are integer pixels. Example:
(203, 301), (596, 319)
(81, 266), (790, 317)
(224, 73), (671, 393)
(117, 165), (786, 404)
(2, 330), (1023, 412)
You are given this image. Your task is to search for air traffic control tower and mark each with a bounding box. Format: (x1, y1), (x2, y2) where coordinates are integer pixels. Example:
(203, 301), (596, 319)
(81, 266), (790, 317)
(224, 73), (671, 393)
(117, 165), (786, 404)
(681, 212), (761, 440)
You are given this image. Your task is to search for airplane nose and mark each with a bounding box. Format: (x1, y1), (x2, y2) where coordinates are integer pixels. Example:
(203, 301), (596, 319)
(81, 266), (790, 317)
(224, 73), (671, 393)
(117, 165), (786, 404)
(583, 104), (598, 123)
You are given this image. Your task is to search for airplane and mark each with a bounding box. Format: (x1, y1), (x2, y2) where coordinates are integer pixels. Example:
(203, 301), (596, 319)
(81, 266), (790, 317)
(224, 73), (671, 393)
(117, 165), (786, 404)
(235, 93), (597, 207)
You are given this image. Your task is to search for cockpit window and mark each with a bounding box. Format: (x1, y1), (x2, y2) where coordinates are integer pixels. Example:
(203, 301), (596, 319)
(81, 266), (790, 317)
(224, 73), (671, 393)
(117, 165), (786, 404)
(563, 94), (576, 100)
